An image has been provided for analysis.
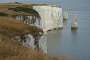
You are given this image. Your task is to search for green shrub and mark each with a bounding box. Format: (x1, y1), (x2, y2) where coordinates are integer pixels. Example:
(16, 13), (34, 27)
(0, 12), (8, 16)
(8, 7), (40, 17)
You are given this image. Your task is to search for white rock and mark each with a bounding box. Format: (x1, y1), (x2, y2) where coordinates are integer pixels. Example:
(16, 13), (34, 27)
(33, 5), (63, 32)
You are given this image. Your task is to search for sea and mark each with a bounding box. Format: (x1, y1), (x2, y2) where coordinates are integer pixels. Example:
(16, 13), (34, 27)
(46, 0), (90, 60)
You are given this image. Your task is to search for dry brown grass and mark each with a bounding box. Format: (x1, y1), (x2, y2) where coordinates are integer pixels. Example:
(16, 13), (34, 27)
(0, 35), (61, 60)
(0, 4), (32, 11)
(0, 17), (43, 38)
(0, 16), (54, 60)
(0, 36), (73, 60)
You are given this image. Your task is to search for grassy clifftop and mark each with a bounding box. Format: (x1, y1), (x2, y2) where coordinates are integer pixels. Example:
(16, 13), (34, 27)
(0, 17), (43, 38)
(0, 17), (62, 60)
(0, 37), (61, 60)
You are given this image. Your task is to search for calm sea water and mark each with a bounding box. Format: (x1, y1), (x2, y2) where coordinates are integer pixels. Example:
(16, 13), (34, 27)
(46, 0), (90, 60)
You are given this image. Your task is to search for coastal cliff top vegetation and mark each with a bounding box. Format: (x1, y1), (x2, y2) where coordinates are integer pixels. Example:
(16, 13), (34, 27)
(0, 12), (8, 16)
(0, 17), (43, 38)
(0, 35), (62, 60)
(8, 7), (41, 18)
(0, 17), (62, 60)
(0, 6), (41, 19)
(0, 3), (32, 8)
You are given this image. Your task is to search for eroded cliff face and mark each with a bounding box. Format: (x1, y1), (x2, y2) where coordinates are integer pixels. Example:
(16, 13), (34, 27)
(17, 34), (47, 54)
(33, 5), (63, 31)
(0, 17), (44, 51)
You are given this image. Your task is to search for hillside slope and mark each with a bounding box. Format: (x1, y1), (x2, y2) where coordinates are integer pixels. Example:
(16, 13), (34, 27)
(0, 17), (43, 38)
(0, 17), (61, 60)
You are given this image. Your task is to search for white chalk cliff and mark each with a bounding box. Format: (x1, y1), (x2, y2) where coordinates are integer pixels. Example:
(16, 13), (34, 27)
(33, 5), (63, 32)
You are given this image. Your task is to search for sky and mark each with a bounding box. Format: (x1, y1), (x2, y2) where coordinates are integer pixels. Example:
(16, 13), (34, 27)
(0, 0), (62, 4)
(0, 0), (90, 11)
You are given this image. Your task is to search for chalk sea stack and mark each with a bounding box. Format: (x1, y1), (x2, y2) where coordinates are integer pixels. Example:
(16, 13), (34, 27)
(71, 16), (78, 29)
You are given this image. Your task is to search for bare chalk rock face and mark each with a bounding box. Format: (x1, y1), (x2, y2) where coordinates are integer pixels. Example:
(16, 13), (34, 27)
(39, 35), (47, 54)
(15, 34), (47, 54)
(33, 5), (63, 32)
(71, 16), (78, 29)
(22, 34), (35, 49)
